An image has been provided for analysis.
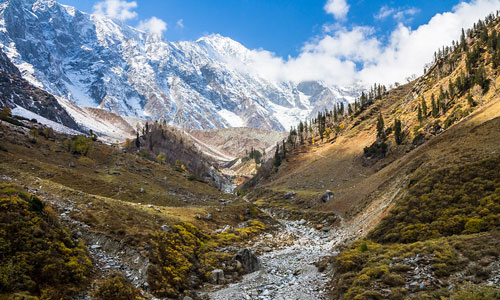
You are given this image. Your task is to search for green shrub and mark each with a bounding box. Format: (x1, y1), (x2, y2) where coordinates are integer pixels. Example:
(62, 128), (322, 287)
(69, 136), (93, 156)
(363, 141), (388, 158)
(94, 272), (143, 300)
(381, 273), (405, 286)
(370, 155), (500, 243)
(451, 284), (500, 300)
(174, 160), (186, 172)
(147, 223), (206, 297)
(464, 218), (484, 233)
(0, 184), (92, 298)
(156, 153), (166, 164)
(147, 220), (266, 298)
(0, 106), (24, 126)
(359, 241), (369, 252)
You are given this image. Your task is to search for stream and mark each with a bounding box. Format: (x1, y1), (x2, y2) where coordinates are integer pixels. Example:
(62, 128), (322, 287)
(204, 215), (350, 300)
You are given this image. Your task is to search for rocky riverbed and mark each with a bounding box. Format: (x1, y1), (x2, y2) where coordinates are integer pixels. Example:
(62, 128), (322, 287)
(204, 214), (351, 300)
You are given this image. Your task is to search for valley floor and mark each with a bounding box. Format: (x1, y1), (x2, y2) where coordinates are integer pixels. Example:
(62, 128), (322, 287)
(203, 209), (356, 300)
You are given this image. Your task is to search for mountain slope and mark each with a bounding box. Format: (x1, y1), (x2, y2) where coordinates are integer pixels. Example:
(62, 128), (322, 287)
(241, 12), (500, 299)
(186, 127), (288, 159)
(0, 47), (80, 130)
(0, 0), (359, 131)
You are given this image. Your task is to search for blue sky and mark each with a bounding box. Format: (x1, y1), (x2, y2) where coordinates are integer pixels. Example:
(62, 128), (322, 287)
(59, 0), (460, 58)
(57, 0), (500, 85)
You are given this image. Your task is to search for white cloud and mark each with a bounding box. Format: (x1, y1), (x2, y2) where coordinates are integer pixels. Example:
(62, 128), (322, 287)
(176, 19), (184, 29)
(237, 0), (500, 87)
(394, 8), (420, 21)
(138, 17), (167, 36)
(93, 0), (138, 21)
(374, 6), (395, 20)
(324, 0), (350, 20)
(375, 6), (420, 22)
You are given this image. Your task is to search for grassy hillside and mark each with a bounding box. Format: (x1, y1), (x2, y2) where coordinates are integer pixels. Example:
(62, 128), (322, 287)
(0, 184), (92, 299)
(242, 12), (500, 217)
(241, 11), (500, 299)
(0, 111), (272, 299)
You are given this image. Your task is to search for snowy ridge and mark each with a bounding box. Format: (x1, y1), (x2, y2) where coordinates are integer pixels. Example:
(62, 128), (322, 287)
(12, 105), (81, 135)
(56, 97), (136, 143)
(0, 0), (360, 131)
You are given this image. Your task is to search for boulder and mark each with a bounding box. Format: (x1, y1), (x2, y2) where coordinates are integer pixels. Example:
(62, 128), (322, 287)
(234, 248), (260, 274)
(284, 191), (296, 199)
(211, 269), (225, 285)
(320, 190), (334, 202)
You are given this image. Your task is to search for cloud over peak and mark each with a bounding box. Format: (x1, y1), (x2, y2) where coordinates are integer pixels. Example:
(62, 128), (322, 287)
(138, 17), (168, 36)
(93, 0), (138, 21)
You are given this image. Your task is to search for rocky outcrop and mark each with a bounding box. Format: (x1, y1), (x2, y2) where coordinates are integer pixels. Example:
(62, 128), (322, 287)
(211, 269), (225, 285)
(0, 48), (80, 131)
(320, 190), (334, 203)
(234, 248), (260, 274)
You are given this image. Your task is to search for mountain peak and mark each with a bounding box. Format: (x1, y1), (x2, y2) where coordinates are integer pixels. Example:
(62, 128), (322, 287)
(196, 33), (251, 60)
(0, 0), (356, 131)
(197, 33), (230, 42)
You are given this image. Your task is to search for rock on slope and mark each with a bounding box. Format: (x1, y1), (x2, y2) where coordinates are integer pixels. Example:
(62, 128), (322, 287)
(0, 0), (359, 131)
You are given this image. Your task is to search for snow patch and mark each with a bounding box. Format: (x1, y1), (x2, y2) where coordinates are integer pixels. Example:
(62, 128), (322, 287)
(218, 109), (244, 127)
(57, 97), (135, 143)
(12, 106), (81, 135)
(268, 102), (311, 131)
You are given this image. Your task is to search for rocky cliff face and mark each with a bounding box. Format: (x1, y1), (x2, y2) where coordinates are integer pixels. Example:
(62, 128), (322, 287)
(0, 0), (359, 131)
(0, 47), (80, 130)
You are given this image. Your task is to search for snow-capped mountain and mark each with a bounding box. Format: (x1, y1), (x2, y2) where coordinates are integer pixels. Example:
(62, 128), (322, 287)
(0, 0), (360, 131)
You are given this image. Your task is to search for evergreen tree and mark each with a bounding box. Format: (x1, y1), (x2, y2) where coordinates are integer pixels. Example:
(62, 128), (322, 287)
(474, 66), (489, 93)
(467, 93), (476, 107)
(461, 28), (467, 51)
(298, 121), (304, 134)
(431, 94), (439, 118)
(89, 129), (97, 141)
(441, 99), (447, 114)
(360, 92), (367, 107)
(421, 98), (427, 117)
(493, 48), (500, 69)
(135, 132), (140, 148)
(394, 119), (403, 145)
(273, 143), (281, 167)
(376, 114), (385, 140)
(417, 105), (423, 123)
(282, 140), (287, 159)
(448, 79), (455, 99)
